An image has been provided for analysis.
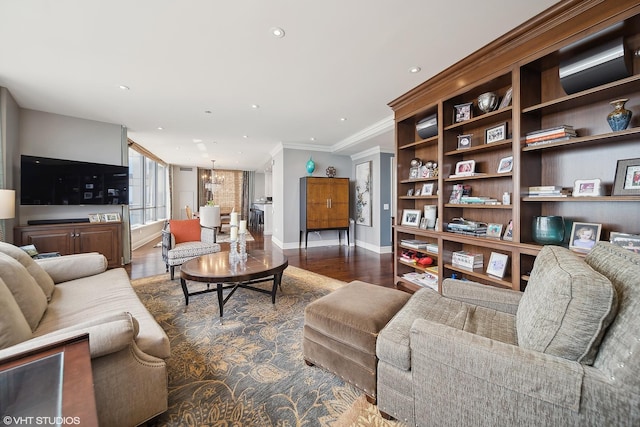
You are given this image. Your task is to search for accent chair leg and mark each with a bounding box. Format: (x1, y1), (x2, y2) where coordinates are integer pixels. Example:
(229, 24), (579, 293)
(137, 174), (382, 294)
(304, 359), (314, 367)
(170, 266), (175, 280)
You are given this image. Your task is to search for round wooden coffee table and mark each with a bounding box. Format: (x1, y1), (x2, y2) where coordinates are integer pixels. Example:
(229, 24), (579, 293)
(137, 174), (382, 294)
(180, 249), (288, 319)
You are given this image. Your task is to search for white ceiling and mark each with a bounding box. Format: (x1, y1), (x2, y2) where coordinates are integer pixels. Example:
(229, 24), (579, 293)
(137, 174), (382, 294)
(0, 0), (559, 172)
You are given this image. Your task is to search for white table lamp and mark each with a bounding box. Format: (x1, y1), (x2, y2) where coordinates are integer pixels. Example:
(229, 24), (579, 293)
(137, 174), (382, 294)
(0, 189), (16, 242)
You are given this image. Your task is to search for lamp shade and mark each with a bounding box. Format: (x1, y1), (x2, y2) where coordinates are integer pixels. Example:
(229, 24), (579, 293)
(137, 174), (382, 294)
(0, 189), (16, 220)
(200, 205), (221, 228)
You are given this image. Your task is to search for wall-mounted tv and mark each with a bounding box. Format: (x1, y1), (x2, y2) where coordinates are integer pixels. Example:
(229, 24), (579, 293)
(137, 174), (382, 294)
(21, 155), (129, 205)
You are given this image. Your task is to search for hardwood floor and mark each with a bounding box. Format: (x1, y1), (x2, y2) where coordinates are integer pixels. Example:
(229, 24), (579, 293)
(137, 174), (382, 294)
(128, 225), (395, 287)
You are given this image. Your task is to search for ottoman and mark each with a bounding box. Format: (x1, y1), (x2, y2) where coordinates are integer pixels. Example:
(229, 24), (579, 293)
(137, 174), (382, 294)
(303, 280), (411, 401)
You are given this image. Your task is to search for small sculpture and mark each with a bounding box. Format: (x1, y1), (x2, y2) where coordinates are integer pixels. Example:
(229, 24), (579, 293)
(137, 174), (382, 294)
(326, 166), (336, 177)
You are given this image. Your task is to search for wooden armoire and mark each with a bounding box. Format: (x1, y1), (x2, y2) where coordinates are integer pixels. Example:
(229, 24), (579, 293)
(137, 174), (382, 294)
(299, 177), (350, 248)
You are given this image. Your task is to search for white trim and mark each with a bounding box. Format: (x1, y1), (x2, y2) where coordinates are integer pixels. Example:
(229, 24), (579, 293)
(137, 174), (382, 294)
(332, 116), (394, 152)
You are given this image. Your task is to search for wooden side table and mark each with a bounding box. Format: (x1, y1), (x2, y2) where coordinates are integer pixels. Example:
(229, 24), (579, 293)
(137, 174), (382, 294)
(0, 334), (98, 426)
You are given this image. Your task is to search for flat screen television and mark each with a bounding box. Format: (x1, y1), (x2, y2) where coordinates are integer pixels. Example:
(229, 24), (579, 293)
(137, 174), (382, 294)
(21, 155), (129, 205)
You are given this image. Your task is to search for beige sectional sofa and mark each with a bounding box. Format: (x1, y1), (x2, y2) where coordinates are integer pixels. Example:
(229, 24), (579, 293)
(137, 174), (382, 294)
(0, 242), (170, 427)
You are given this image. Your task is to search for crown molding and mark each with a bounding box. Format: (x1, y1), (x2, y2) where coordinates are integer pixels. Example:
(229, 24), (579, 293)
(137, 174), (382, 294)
(332, 115), (394, 153)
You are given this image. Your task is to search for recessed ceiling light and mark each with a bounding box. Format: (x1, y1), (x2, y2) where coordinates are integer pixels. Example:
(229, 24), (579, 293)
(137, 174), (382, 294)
(204, 110), (212, 114)
(310, 137), (316, 141)
(339, 117), (347, 122)
(157, 127), (164, 131)
(193, 138), (202, 143)
(270, 27), (285, 38)
(118, 85), (130, 90)
(409, 66), (422, 73)
(251, 104), (260, 109)
(243, 135), (249, 139)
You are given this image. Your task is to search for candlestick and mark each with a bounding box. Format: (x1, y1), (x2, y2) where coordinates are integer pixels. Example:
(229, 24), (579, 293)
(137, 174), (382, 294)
(239, 219), (247, 233)
(230, 212), (239, 226)
(230, 225), (238, 241)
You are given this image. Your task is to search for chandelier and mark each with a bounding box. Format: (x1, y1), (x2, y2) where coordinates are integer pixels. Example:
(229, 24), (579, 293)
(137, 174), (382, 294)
(204, 160), (225, 192)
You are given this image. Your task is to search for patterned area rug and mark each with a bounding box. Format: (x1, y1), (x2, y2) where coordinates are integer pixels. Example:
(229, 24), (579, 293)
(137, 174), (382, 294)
(132, 266), (406, 426)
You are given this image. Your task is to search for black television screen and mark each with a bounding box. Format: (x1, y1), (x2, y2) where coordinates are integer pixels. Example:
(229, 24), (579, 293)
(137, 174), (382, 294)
(21, 155), (129, 205)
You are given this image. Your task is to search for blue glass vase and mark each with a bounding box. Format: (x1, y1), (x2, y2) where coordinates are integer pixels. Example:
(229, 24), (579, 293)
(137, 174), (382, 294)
(532, 216), (565, 245)
(306, 157), (315, 175)
(607, 98), (632, 131)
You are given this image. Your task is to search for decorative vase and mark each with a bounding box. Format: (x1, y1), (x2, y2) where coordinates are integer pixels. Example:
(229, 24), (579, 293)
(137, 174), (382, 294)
(532, 216), (565, 245)
(306, 157), (315, 175)
(477, 92), (499, 113)
(607, 98), (632, 131)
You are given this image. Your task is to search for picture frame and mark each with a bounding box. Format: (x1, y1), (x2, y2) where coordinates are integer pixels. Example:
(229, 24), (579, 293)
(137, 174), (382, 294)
(414, 188), (421, 196)
(503, 220), (514, 241)
(497, 156), (513, 174)
(401, 209), (422, 227)
(406, 188), (414, 196)
(486, 223), (504, 239)
(409, 167), (420, 179)
(83, 192), (93, 200)
(419, 217), (428, 229)
(457, 134), (472, 149)
(485, 122), (507, 143)
(102, 212), (121, 222)
(610, 232), (640, 254)
(421, 183), (434, 196)
(355, 161), (372, 227)
(486, 252), (509, 278)
(498, 86), (513, 109)
(453, 160), (475, 176)
(454, 102), (473, 123)
(88, 213), (102, 223)
(573, 178), (602, 197)
(569, 222), (602, 252)
(612, 158), (640, 196)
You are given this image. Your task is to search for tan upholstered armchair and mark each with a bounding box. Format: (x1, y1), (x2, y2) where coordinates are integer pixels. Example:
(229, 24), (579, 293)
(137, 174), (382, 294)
(376, 242), (640, 426)
(161, 218), (220, 279)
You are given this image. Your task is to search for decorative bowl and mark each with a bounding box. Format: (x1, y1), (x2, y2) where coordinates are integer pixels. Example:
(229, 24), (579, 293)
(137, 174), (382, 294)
(477, 92), (499, 113)
(532, 216), (565, 245)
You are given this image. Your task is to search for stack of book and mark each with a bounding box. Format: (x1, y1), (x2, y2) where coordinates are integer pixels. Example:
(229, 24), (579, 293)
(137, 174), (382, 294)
(425, 243), (438, 254)
(452, 251), (483, 269)
(447, 221), (488, 237)
(400, 239), (429, 249)
(402, 271), (438, 291)
(525, 125), (576, 146)
(527, 185), (571, 197)
(460, 196), (499, 205)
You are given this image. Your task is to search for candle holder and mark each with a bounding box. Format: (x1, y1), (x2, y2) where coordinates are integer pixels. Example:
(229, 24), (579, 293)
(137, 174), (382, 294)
(239, 230), (247, 261)
(229, 224), (239, 263)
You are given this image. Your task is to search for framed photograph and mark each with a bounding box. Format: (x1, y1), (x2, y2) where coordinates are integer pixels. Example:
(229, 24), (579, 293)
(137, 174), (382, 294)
(102, 212), (121, 222)
(503, 220), (514, 241)
(486, 252), (509, 278)
(612, 158), (640, 196)
(419, 217), (428, 229)
(88, 213), (102, 223)
(498, 87), (513, 109)
(486, 223), (504, 238)
(454, 160), (475, 176)
(497, 156), (513, 174)
(454, 102), (473, 123)
(485, 122), (507, 143)
(569, 222), (602, 252)
(610, 232), (640, 254)
(573, 178), (602, 197)
(449, 184), (463, 203)
(457, 134), (472, 149)
(414, 188), (421, 196)
(409, 167), (420, 179)
(355, 161), (372, 226)
(85, 183), (94, 189)
(421, 183), (434, 196)
(401, 209), (422, 227)
(406, 188), (414, 196)
(83, 192), (93, 200)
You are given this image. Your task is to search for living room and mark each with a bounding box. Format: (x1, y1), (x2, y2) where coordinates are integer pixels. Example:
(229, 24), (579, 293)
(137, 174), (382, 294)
(2, 1), (640, 426)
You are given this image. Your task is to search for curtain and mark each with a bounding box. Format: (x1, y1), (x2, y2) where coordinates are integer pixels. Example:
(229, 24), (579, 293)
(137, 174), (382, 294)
(241, 171), (254, 221)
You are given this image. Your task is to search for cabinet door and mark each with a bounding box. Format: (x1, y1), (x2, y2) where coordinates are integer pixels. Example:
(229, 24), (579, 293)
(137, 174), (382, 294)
(326, 179), (349, 228)
(18, 227), (75, 255)
(76, 225), (121, 267)
(305, 178), (332, 228)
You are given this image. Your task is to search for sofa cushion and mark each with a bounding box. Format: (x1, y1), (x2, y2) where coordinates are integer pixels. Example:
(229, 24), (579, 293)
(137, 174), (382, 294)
(170, 219), (201, 244)
(0, 241), (55, 300)
(0, 252), (48, 331)
(516, 245), (617, 364)
(0, 278), (32, 349)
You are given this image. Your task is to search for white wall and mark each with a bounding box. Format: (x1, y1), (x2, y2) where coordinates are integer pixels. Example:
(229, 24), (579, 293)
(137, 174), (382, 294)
(171, 165), (198, 219)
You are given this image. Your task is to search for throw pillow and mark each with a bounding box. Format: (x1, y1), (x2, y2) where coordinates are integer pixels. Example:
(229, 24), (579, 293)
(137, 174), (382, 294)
(170, 219), (201, 244)
(0, 241), (55, 301)
(516, 245), (617, 364)
(0, 252), (48, 331)
(0, 278), (32, 349)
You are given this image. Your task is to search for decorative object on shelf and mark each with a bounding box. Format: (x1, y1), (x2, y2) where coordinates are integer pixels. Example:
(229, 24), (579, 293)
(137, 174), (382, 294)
(612, 158), (640, 196)
(409, 157), (422, 179)
(305, 157), (315, 175)
(453, 160), (475, 176)
(325, 166), (336, 177)
(423, 205), (437, 228)
(532, 215), (565, 245)
(421, 183), (434, 196)
(454, 102), (473, 123)
(449, 184), (464, 204)
(406, 188), (414, 196)
(609, 232), (640, 253)
(502, 192), (511, 205)
(414, 188), (421, 196)
(410, 157), (422, 168)
(486, 252), (509, 278)
(88, 213), (101, 223)
(486, 223), (504, 239)
(569, 222), (602, 253)
(503, 220), (514, 241)
(355, 161), (372, 226)
(607, 98), (632, 131)
(573, 178), (603, 197)
(101, 212), (121, 222)
(497, 156), (513, 174)
(401, 209), (421, 227)
(457, 134), (472, 149)
(420, 161), (438, 178)
(477, 92), (499, 113)
(498, 87), (513, 109)
(416, 114), (438, 139)
(485, 122), (507, 143)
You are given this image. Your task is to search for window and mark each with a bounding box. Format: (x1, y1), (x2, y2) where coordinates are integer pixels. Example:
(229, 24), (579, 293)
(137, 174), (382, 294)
(129, 149), (167, 226)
